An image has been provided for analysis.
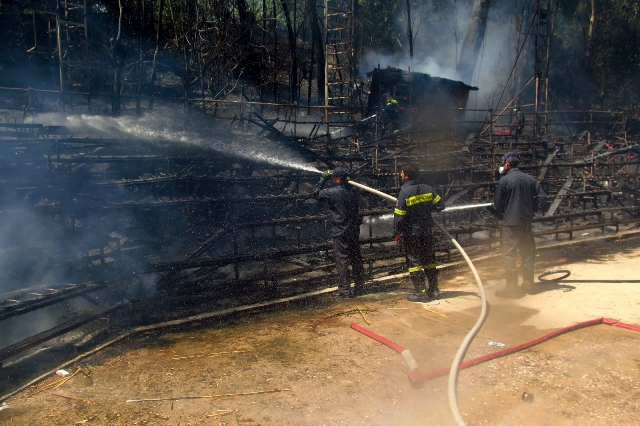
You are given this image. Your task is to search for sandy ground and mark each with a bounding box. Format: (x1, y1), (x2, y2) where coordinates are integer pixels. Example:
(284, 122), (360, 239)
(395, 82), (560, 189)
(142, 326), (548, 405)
(1, 233), (640, 425)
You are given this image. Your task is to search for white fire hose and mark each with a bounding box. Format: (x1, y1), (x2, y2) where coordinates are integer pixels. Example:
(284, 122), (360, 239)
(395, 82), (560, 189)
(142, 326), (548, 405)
(348, 179), (488, 426)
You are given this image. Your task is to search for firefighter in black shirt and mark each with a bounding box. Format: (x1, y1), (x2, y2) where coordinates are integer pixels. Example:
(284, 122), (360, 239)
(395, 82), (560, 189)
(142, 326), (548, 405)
(313, 167), (365, 298)
(394, 166), (445, 302)
(493, 153), (547, 291)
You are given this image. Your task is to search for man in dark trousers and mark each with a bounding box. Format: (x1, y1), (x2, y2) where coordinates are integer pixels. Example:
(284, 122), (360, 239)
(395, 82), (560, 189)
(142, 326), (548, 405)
(513, 107), (525, 140)
(394, 166), (445, 302)
(313, 167), (364, 298)
(493, 153), (547, 292)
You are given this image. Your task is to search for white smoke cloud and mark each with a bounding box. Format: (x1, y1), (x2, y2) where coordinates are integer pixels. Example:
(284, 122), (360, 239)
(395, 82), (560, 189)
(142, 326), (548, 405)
(359, 0), (533, 112)
(361, 51), (458, 81)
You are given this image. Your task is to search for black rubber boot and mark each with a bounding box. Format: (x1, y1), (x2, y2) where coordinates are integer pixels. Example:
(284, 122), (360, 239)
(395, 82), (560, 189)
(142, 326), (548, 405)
(407, 291), (431, 302)
(407, 272), (429, 302)
(353, 280), (366, 297)
(522, 267), (535, 286)
(426, 269), (440, 300)
(426, 282), (440, 300)
(333, 289), (352, 299)
(496, 270), (522, 298)
(333, 279), (352, 298)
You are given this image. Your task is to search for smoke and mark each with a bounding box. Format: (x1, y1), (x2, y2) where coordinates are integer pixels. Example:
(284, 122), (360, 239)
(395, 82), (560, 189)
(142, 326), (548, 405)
(0, 298), (96, 350)
(360, 0), (532, 111)
(2, 110), (319, 299)
(0, 201), (132, 351)
(361, 51), (458, 82)
(0, 210), (61, 293)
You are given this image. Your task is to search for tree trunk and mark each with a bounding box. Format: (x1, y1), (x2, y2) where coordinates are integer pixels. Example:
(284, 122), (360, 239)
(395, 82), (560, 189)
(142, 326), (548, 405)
(182, 1), (194, 110)
(511, 1), (526, 101)
(586, 0), (595, 58)
(456, 0), (491, 84)
(279, 0), (298, 104)
(307, 29), (315, 110)
(112, 0), (125, 114)
(406, 0), (413, 58)
(236, 0), (253, 52)
(150, 0), (164, 85)
(308, 0), (324, 105)
(258, 0), (266, 105)
(136, 0), (144, 114)
(273, 0), (278, 103)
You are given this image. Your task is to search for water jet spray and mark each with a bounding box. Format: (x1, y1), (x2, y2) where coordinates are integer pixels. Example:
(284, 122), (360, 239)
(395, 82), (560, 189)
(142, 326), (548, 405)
(34, 113), (322, 174)
(444, 202), (493, 212)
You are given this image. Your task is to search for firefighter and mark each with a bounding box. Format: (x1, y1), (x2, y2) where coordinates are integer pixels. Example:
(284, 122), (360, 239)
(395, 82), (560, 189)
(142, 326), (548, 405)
(493, 153), (547, 293)
(513, 107), (525, 140)
(313, 167), (365, 298)
(382, 94), (400, 134)
(394, 166), (445, 302)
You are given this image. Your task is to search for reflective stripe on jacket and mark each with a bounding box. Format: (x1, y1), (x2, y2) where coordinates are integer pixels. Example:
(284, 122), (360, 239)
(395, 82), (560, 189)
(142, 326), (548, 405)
(394, 180), (445, 236)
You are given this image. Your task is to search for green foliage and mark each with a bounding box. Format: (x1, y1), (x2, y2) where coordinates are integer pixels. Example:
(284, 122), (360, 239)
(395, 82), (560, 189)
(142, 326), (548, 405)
(554, 0), (640, 108)
(357, 0), (404, 53)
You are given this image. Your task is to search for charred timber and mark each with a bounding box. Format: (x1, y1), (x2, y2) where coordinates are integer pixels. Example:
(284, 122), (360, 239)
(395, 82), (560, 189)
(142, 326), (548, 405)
(0, 303), (124, 364)
(156, 247), (455, 298)
(0, 283), (106, 322)
(533, 205), (640, 222)
(151, 228), (499, 276)
(230, 208), (391, 229)
(149, 237), (394, 273)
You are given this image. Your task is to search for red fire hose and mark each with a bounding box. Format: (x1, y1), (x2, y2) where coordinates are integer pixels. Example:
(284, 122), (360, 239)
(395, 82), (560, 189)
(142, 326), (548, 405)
(345, 179), (637, 425)
(350, 323), (422, 382)
(351, 317), (640, 384)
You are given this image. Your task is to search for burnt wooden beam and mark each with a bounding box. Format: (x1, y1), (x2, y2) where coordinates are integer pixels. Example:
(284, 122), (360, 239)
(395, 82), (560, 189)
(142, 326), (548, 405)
(546, 177), (574, 217)
(149, 234), (398, 273)
(0, 283), (106, 322)
(538, 148), (559, 181)
(0, 303), (124, 364)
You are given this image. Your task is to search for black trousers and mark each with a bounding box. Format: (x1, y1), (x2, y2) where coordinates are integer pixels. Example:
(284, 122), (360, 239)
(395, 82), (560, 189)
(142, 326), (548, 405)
(501, 224), (535, 284)
(333, 231), (364, 291)
(402, 230), (438, 291)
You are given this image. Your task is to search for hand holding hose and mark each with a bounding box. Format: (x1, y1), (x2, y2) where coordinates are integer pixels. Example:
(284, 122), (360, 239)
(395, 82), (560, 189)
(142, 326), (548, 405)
(321, 170), (332, 180)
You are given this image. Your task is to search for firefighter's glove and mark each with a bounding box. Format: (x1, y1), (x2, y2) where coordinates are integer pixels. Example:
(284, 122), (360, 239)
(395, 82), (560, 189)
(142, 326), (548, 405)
(394, 235), (402, 245)
(321, 170), (332, 180)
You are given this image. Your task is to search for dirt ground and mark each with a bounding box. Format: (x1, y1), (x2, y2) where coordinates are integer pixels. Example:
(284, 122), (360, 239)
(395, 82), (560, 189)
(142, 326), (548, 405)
(2, 233), (640, 425)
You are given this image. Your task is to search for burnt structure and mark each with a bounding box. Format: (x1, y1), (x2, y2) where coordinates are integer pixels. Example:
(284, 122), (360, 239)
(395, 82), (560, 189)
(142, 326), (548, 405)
(1, 0), (639, 400)
(365, 67), (478, 129)
(0, 86), (639, 397)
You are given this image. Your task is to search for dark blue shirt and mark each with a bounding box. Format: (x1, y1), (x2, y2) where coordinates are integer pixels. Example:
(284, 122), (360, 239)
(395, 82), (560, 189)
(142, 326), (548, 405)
(313, 180), (361, 237)
(494, 168), (547, 226)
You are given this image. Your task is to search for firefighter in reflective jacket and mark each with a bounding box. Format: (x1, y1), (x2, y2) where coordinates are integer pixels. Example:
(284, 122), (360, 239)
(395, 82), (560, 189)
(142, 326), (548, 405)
(394, 166), (445, 302)
(383, 95), (400, 134)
